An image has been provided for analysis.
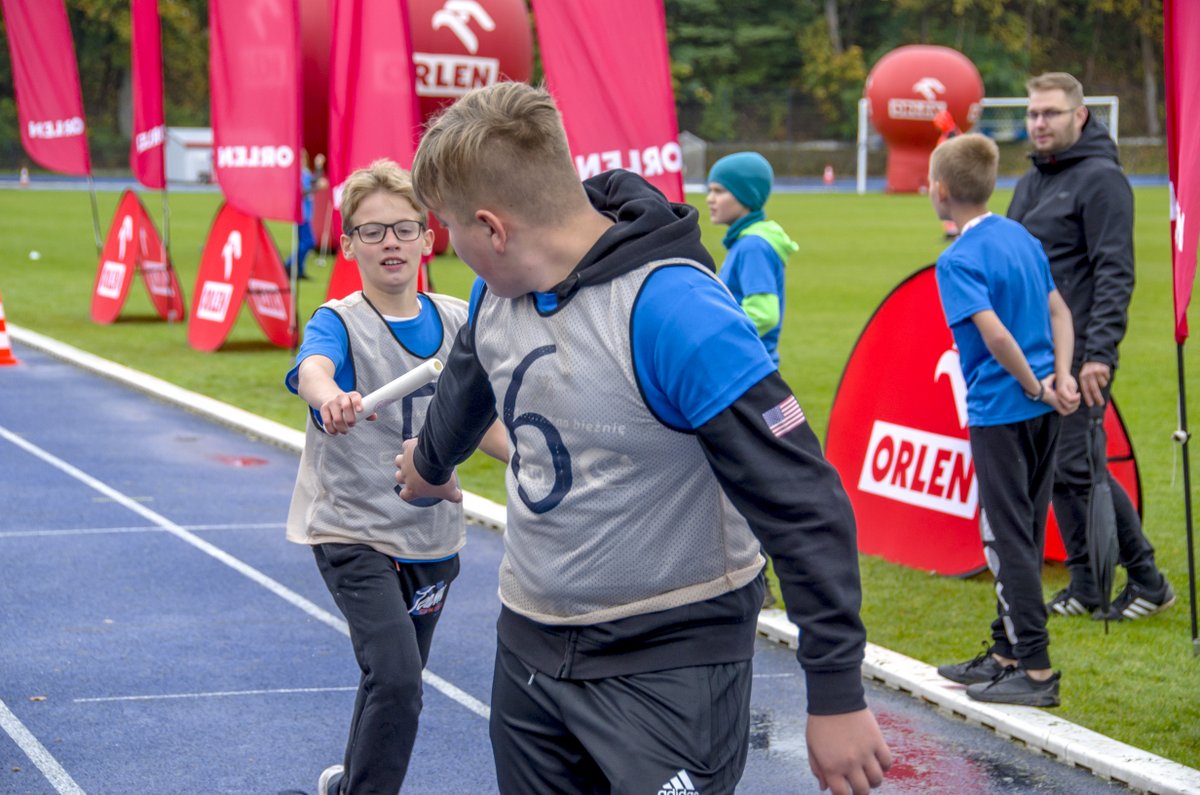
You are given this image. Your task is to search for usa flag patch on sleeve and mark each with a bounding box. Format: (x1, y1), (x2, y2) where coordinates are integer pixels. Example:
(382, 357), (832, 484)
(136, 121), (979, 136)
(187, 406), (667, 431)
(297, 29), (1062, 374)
(762, 395), (806, 437)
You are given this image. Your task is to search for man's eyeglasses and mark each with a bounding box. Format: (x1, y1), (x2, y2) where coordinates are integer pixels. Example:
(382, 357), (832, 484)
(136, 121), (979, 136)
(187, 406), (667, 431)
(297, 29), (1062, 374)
(1025, 107), (1077, 122)
(350, 220), (426, 244)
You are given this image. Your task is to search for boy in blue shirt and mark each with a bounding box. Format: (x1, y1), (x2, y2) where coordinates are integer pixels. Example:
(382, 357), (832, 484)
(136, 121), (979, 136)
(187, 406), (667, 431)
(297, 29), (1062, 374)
(284, 159), (505, 795)
(929, 134), (1080, 707)
(706, 152), (797, 366)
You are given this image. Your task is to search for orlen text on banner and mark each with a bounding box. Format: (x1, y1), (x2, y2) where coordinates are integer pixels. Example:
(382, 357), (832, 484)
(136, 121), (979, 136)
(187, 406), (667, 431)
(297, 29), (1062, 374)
(209, 0), (303, 223)
(530, 0), (684, 202)
(0, 0), (91, 176)
(130, 0), (166, 189)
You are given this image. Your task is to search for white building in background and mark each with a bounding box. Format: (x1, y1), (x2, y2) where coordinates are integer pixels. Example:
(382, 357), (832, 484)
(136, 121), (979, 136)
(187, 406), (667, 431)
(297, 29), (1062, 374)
(165, 127), (213, 184)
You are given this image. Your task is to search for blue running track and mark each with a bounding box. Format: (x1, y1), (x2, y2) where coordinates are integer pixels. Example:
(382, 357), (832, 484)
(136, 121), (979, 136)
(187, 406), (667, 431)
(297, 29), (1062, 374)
(0, 343), (1126, 794)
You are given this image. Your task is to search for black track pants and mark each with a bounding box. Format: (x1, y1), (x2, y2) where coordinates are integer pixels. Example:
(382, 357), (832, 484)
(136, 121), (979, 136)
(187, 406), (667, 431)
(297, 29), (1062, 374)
(314, 543), (459, 795)
(489, 641), (752, 795)
(970, 413), (1059, 670)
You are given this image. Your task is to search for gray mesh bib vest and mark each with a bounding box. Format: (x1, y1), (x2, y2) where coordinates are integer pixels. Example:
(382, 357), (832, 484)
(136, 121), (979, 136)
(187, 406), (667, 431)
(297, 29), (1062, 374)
(474, 259), (764, 625)
(287, 292), (468, 559)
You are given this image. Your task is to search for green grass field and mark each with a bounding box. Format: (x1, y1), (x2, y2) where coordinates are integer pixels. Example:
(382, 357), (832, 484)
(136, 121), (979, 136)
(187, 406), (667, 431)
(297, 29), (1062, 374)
(1, 184), (1197, 769)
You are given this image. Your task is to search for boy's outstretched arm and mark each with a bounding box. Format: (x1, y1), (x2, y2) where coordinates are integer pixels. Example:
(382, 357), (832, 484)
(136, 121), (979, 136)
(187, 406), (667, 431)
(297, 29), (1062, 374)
(296, 354), (367, 434)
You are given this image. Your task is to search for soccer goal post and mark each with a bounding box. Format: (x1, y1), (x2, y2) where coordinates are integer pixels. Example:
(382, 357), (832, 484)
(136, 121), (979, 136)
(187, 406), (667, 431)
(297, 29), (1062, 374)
(855, 95), (1120, 194)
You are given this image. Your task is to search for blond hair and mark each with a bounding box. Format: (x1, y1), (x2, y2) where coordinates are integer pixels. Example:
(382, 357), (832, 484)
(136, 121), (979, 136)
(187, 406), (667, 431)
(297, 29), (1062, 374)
(1025, 72), (1084, 106)
(929, 134), (998, 206)
(339, 159), (425, 232)
(411, 81), (586, 225)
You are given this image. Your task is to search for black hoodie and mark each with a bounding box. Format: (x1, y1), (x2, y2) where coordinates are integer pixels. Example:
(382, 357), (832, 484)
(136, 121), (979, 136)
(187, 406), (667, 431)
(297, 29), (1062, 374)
(414, 170), (868, 716)
(1007, 116), (1135, 370)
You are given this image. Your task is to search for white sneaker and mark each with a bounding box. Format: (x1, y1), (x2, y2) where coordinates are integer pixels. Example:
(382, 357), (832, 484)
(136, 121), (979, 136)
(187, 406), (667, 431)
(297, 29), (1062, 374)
(318, 765), (344, 795)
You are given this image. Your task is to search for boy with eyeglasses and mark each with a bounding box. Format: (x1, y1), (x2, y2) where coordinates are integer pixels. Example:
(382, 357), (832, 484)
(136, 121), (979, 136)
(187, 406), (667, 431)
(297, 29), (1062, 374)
(284, 158), (506, 795)
(1008, 72), (1174, 622)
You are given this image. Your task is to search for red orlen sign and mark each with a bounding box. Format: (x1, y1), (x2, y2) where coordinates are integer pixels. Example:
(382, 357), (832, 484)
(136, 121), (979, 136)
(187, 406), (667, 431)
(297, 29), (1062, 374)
(91, 191), (141, 322)
(188, 203), (258, 351)
(247, 222), (298, 349)
(91, 190), (185, 323)
(825, 266), (1140, 576)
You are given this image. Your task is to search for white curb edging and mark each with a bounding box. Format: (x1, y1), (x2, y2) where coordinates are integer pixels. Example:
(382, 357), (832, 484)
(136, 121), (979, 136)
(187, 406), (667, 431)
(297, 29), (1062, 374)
(9, 324), (1199, 794)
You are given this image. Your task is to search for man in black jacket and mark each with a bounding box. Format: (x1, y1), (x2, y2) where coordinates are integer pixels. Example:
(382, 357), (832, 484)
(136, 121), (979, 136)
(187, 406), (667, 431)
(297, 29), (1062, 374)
(1008, 72), (1174, 621)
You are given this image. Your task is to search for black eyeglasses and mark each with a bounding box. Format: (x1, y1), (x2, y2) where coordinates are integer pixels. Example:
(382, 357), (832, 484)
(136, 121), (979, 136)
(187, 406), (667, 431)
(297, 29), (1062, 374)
(350, 220), (426, 244)
(1025, 107), (1077, 122)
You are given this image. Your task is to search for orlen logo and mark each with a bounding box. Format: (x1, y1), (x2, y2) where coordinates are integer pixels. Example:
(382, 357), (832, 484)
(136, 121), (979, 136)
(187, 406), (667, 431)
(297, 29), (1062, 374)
(196, 281), (234, 323)
(247, 278), (286, 321)
(575, 142), (683, 180)
(887, 76), (946, 121)
(415, 0), (499, 98)
(97, 261), (126, 300)
(28, 117), (85, 139)
(857, 343), (976, 518)
(858, 420), (976, 519)
(216, 145), (295, 169)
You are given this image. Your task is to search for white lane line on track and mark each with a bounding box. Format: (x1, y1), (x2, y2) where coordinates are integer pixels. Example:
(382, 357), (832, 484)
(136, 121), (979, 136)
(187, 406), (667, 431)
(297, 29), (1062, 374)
(0, 522), (282, 539)
(0, 425), (492, 724)
(0, 698), (86, 795)
(74, 686), (359, 703)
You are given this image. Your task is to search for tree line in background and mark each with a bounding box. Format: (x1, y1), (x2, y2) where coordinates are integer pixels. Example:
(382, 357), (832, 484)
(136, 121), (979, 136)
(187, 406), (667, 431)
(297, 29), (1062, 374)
(0, 0), (1165, 170)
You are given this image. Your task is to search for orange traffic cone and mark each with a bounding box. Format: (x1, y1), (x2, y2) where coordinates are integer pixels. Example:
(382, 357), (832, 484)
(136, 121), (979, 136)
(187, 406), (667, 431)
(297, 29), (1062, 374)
(0, 289), (20, 366)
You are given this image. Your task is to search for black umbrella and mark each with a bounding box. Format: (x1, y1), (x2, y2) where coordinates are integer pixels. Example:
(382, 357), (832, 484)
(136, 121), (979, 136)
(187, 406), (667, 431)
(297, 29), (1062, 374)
(1085, 402), (1120, 632)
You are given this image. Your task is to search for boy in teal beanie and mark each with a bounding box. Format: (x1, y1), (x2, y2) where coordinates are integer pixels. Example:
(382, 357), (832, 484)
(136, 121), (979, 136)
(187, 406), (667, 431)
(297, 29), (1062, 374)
(706, 151), (798, 366)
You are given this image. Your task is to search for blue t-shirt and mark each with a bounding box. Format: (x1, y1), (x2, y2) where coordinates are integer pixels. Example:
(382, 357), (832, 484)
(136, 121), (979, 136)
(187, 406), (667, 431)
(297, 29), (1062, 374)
(719, 234), (785, 365)
(469, 267), (777, 430)
(286, 293), (445, 424)
(935, 214), (1057, 427)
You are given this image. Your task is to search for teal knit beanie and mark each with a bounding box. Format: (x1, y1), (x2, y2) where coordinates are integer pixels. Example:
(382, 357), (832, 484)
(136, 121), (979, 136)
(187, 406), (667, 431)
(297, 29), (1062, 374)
(707, 152), (773, 211)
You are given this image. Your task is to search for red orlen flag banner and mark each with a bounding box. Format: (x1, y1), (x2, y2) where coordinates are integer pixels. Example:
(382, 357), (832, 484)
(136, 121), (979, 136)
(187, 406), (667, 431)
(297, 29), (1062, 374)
(824, 267), (1141, 576)
(531, 0), (684, 202)
(92, 190), (185, 323)
(210, 0), (302, 223)
(189, 202), (296, 351)
(189, 203), (259, 351)
(324, 0), (423, 300)
(1166, 0), (1200, 344)
(130, 0), (166, 189)
(0, 0), (90, 175)
(247, 223), (298, 348)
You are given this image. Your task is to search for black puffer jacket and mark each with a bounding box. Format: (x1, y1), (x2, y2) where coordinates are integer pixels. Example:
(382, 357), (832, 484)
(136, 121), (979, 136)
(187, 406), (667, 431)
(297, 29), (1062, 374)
(1007, 116), (1134, 370)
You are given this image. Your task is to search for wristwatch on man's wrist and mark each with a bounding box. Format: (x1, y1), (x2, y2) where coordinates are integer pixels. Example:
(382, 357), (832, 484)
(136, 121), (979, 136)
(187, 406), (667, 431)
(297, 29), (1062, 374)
(1025, 382), (1045, 402)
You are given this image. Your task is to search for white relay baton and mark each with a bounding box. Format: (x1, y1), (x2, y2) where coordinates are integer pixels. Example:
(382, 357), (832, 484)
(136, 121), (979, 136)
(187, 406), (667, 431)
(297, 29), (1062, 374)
(359, 358), (443, 417)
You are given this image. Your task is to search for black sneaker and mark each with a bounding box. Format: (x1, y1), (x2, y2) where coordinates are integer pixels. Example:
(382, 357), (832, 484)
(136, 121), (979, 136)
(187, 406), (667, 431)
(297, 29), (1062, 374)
(1046, 587), (1098, 617)
(1103, 579), (1176, 621)
(937, 646), (1007, 685)
(966, 667), (1061, 707)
